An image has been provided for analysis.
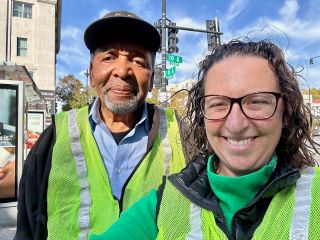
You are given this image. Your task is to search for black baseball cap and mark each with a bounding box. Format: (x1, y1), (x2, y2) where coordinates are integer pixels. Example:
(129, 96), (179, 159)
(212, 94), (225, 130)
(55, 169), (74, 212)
(84, 11), (161, 53)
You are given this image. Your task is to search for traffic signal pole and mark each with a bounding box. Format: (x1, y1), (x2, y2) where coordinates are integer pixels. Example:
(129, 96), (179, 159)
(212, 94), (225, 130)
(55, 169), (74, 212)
(161, 0), (167, 97)
(157, 0), (222, 107)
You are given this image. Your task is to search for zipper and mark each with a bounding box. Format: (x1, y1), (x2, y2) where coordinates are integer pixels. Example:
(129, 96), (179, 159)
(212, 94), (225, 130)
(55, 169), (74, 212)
(231, 168), (299, 239)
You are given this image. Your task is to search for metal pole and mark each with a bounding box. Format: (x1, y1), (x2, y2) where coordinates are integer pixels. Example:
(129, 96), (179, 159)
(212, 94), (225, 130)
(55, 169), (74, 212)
(167, 24), (222, 35)
(84, 69), (89, 104)
(161, 0), (167, 107)
(5, 0), (9, 61)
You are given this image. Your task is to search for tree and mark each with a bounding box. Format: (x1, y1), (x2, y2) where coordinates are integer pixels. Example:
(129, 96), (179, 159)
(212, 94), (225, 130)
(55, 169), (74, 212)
(168, 89), (189, 118)
(56, 74), (97, 111)
(146, 88), (160, 105)
(302, 88), (320, 100)
(146, 88), (190, 118)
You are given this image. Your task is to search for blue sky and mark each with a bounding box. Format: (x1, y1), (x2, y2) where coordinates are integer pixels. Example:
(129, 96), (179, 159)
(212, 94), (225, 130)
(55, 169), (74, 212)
(57, 0), (320, 90)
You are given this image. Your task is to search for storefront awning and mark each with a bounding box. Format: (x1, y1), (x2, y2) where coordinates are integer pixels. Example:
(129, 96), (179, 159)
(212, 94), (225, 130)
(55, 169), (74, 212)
(0, 62), (45, 104)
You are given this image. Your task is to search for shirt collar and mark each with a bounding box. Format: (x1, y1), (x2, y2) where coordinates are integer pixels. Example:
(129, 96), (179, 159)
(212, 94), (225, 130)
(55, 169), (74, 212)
(88, 98), (149, 132)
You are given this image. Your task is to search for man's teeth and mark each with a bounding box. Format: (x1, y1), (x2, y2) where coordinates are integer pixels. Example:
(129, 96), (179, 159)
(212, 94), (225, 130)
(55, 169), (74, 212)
(227, 138), (252, 146)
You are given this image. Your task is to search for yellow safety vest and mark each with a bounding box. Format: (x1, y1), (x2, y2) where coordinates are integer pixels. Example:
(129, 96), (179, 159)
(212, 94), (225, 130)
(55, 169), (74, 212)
(47, 106), (186, 240)
(157, 167), (320, 239)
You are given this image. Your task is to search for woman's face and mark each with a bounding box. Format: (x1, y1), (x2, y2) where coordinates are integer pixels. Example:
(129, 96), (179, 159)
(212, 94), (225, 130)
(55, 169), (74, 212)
(204, 55), (284, 176)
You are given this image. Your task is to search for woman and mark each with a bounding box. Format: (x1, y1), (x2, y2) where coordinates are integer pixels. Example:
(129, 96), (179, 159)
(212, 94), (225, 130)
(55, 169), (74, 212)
(91, 40), (320, 239)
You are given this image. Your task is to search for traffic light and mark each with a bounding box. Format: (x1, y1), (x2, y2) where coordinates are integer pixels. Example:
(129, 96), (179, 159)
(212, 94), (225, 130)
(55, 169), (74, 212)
(206, 19), (221, 51)
(168, 22), (179, 54)
(154, 67), (162, 89)
(154, 21), (162, 53)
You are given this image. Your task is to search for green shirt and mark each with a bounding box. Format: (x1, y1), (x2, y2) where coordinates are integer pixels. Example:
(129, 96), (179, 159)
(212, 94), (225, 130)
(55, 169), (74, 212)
(90, 155), (277, 240)
(207, 154), (277, 231)
(90, 189), (158, 240)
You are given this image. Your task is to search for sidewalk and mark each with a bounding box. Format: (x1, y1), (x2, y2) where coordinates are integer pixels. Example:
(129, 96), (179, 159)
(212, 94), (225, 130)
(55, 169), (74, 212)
(0, 227), (16, 240)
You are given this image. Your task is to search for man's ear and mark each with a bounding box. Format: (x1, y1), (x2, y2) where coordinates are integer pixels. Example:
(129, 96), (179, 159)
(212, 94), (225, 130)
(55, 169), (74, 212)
(89, 62), (94, 88)
(149, 70), (154, 92)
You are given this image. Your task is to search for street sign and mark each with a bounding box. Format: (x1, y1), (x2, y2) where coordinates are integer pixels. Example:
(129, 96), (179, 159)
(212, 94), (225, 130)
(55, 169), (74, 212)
(166, 54), (183, 65)
(165, 66), (176, 78)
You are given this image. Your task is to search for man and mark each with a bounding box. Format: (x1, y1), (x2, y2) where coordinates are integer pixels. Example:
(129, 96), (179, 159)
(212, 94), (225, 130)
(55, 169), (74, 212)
(14, 11), (186, 240)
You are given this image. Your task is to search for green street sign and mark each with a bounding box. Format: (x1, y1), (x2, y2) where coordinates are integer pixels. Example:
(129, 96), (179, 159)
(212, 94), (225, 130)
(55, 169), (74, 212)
(165, 66), (176, 78)
(166, 54), (183, 65)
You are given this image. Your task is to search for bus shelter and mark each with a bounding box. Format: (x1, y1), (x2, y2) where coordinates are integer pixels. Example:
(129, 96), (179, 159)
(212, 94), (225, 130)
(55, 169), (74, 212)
(0, 62), (46, 226)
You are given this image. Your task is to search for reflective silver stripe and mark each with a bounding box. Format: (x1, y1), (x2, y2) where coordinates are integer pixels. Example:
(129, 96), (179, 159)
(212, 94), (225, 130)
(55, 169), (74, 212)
(289, 166), (315, 240)
(68, 110), (91, 240)
(186, 203), (203, 240)
(158, 108), (171, 176)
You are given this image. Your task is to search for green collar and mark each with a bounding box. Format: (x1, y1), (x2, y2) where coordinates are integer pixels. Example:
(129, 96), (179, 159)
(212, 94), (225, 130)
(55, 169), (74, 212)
(207, 154), (277, 232)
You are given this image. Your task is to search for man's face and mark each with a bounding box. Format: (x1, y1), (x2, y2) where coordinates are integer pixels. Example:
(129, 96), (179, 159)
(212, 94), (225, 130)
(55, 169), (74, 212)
(90, 41), (154, 114)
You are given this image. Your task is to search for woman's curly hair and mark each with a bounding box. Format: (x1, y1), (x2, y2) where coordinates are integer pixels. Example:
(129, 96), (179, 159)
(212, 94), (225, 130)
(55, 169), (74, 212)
(183, 39), (319, 169)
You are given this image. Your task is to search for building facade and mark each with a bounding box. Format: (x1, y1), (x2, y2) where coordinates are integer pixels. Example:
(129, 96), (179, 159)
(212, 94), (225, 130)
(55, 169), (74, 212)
(0, 0), (61, 122)
(167, 79), (197, 92)
(303, 94), (320, 118)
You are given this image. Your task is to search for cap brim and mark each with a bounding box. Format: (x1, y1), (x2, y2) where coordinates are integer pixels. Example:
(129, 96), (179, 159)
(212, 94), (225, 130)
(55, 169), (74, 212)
(84, 17), (160, 53)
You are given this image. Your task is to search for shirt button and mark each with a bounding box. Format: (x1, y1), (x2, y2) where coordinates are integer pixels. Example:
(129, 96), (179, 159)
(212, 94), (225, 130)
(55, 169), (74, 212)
(116, 168), (122, 174)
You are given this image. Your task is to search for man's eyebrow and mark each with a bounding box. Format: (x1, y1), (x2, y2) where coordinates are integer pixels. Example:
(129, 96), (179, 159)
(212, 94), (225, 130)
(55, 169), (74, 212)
(100, 47), (116, 52)
(128, 50), (147, 58)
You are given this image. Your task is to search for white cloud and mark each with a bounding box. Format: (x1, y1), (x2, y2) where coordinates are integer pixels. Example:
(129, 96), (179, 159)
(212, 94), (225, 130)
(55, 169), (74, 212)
(223, 10), (320, 88)
(126, 0), (149, 14)
(301, 66), (320, 88)
(169, 37), (209, 83)
(278, 0), (299, 21)
(226, 0), (250, 22)
(98, 8), (112, 19)
(57, 25), (90, 85)
(175, 17), (205, 32)
(61, 26), (82, 39)
(56, 0), (320, 89)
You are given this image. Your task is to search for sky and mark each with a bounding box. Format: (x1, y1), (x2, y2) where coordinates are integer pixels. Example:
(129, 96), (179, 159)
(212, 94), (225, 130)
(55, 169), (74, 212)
(57, 0), (320, 90)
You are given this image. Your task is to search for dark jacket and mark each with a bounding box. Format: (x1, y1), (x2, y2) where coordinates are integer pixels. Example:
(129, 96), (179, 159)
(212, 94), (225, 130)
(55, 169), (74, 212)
(14, 104), (188, 240)
(158, 155), (301, 240)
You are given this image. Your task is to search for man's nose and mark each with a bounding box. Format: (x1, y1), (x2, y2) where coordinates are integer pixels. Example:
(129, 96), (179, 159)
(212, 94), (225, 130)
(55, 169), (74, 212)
(112, 59), (134, 79)
(224, 103), (250, 133)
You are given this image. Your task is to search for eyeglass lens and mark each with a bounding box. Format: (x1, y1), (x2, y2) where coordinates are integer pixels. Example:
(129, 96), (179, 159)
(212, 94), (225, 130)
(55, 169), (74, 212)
(201, 92), (279, 120)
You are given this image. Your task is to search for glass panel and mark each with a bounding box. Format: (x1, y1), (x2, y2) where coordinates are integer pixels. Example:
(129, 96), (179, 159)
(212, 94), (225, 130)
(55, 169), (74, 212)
(17, 38), (27, 57)
(24, 4), (32, 19)
(13, 2), (23, 17)
(0, 86), (18, 202)
(12, 2), (32, 19)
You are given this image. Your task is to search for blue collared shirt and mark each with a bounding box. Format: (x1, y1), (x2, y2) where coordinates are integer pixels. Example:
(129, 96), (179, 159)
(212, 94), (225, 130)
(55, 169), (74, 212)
(88, 98), (149, 200)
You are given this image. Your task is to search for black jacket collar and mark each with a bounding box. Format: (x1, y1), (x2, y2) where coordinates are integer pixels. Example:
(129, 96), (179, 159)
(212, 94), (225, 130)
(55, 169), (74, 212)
(167, 155), (301, 239)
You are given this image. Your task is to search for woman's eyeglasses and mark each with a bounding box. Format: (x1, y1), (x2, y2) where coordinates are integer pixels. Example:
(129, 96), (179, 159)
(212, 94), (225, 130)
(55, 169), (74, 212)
(198, 92), (282, 120)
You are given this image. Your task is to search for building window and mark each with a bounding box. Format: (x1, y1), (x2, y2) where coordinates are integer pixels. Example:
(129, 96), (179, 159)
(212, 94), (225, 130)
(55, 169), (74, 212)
(17, 38), (27, 57)
(13, 1), (32, 19)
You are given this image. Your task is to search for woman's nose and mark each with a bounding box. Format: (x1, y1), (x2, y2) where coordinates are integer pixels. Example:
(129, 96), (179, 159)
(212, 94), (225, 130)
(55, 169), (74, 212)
(224, 103), (250, 133)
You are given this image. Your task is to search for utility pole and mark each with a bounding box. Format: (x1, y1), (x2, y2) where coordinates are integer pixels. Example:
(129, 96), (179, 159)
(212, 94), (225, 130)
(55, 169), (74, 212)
(161, 0), (167, 106)
(84, 69), (89, 104)
(156, 0), (222, 107)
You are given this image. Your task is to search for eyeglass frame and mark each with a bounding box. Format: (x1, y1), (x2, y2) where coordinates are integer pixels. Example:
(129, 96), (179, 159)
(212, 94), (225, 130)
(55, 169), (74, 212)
(198, 91), (282, 121)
